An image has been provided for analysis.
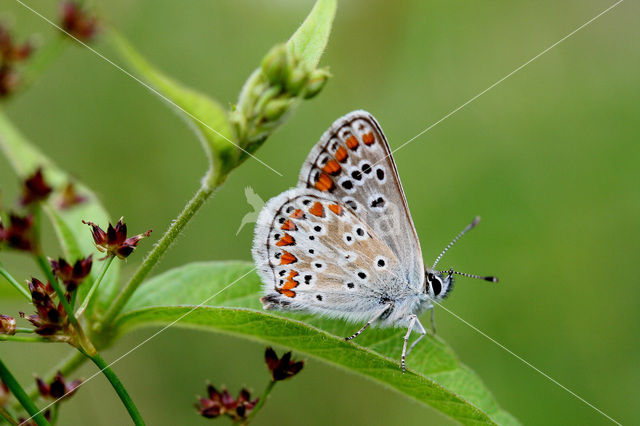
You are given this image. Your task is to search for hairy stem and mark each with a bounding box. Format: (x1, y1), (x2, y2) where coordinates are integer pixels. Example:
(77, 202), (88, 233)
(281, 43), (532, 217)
(98, 181), (215, 330)
(76, 256), (114, 318)
(243, 380), (276, 425)
(0, 358), (50, 426)
(0, 261), (31, 300)
(86, 353), (145, 425)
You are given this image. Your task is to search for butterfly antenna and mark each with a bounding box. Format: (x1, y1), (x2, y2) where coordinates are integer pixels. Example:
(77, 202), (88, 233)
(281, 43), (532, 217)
(440, 268), (498, 283)
(432, 216), (481, 269)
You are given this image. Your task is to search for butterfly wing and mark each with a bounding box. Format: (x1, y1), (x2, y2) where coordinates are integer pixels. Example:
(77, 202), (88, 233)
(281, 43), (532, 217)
(252, 187), (406, 323)
(298, 110), (424, 290)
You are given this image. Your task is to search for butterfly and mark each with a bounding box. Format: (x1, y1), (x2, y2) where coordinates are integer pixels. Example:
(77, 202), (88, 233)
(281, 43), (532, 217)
(252, 110), (497, 372)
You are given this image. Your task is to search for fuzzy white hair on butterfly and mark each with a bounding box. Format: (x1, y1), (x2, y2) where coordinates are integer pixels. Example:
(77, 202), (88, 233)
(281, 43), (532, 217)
(252, 110), (497, 372)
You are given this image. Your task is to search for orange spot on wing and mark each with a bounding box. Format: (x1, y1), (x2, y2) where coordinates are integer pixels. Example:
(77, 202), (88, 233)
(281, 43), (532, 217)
(362, 132), (375, 145)
(279, 251), (297, 265)
(290, 209), (304, 219)
(328, 204), (343, 216)
(275, 233), (295, 246)
(280, 220), (297, 231)
(345, 135), (359, 150)
(282, 270), (299, 290)
(278, 289), (296, 298)
(314, 173), (334, 192)
(334, 146), (348, 163)
(309, 202), (325, 217)
(322, 160), (341, 175)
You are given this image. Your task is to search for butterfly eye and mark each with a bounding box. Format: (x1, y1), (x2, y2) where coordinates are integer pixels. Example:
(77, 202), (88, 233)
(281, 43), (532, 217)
(431, 278), (442, 296)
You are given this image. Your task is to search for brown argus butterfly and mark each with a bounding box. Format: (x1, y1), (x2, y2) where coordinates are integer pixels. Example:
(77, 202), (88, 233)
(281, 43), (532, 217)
(252, 111), (497, 371)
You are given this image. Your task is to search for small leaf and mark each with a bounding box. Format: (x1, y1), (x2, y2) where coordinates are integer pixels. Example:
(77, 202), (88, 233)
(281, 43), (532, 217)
(288, 0), (337, 68)
(114, 261), (519, 425)
(107, 30), (235, 185)
(0, 112), (120, 311)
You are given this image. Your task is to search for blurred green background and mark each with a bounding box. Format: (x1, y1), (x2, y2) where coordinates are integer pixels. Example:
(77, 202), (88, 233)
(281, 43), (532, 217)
(1, 0), (638, 424)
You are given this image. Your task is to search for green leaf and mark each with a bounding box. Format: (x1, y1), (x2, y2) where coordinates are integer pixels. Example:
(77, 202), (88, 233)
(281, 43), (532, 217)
(288, 0), (337, 68)
(106, 30), (235, 184)
(114, 261), (519, 426)
(0, 111), (120, 311)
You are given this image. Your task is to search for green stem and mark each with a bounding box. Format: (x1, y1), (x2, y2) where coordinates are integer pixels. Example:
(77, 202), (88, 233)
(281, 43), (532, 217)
(0, 261), (31, 300)
(243, 380), (276, 425)
(0, 358), (50, 426)
(98, 182), (215, 330)
(86, 353), (145, 425)
(15, 327), (35, 334)
(40, 265), (78, 330)
(49, 404), (59, 425)
(0, 407), (18, 425)
(34, 255), (57, 291)
(42, 270), (96, 356)
(76, 256), (114, 318)
(21, 37), (66, 91)
(0, 334), (61, 343)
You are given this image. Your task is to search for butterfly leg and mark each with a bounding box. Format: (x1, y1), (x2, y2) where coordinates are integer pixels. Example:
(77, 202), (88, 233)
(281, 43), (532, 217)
(406, 317), (427, 357)
(401, 315), (418, 373)
(430, 306), (437, 335)
(344, 303), (392, 341)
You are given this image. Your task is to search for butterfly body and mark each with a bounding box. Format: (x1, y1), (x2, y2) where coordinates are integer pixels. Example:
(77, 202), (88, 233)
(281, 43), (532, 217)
(253, 110), (470, 371)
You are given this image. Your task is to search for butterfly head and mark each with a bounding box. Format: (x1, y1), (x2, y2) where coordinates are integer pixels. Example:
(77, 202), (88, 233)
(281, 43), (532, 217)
(425, 270), (454, 301)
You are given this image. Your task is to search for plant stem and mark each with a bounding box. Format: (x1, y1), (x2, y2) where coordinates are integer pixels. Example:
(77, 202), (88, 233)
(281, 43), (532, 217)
(22, 37), (66, 91)
(49, 404), (59, 425)
(34, 255), (56, 290)
(43, 272), (96, 356)
(0, 334), (61, 343)
(0, 261), (31, 300)
(0, 407), (18, 425)
(243, 380), (276, 425)
(98, 182), (215, 330)
(0, 358), (50, 426)
(86, 353), (145, 425)
(76, 256), (114, 318)
(14, 327), (35, 334)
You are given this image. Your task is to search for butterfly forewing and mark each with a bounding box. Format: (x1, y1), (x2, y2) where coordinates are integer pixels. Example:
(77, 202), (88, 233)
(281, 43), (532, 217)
(252, 187), (405, 323)
(298, 110), (424, 289)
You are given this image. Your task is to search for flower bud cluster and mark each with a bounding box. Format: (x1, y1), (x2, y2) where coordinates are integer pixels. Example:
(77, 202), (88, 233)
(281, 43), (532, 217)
(230, 43), (331, 154)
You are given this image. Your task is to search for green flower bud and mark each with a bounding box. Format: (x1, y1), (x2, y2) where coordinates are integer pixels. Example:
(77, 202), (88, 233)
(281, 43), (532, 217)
(285, 64), (309, 97)
(263, 98), (292, 121)
(261, 44), (288, 85)
(303, 67), (331, 99)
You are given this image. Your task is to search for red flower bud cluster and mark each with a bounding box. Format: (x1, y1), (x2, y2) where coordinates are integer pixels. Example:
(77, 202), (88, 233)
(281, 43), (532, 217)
(83, 218), (151, 260)
(196, 385), (259, 421)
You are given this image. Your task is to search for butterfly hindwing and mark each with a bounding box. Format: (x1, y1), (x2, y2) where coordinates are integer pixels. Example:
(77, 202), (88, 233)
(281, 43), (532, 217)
(298, 110), (424, 290)
(252, 187), (404, 323)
